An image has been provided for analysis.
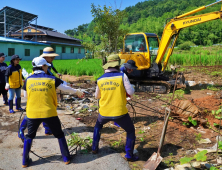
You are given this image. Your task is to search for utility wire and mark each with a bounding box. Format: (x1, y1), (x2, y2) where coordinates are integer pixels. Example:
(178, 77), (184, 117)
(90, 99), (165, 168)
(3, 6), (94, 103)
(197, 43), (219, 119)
(136, 89), (197, 115)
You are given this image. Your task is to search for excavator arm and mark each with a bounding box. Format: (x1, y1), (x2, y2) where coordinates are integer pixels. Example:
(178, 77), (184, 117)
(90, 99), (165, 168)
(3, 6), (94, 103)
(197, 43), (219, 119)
(155, 0), (222, 71)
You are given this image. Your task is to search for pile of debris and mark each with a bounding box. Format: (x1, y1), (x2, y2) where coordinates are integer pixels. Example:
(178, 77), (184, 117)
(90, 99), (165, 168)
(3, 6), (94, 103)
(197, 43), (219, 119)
(171, 99), (207, 125)
(57, 87), (98, 117)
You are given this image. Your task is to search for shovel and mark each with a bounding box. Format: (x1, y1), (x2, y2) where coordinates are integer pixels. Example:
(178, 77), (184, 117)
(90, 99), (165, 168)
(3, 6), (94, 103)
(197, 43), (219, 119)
(143, 108), (171, 169)
(143, 71), (179, 170)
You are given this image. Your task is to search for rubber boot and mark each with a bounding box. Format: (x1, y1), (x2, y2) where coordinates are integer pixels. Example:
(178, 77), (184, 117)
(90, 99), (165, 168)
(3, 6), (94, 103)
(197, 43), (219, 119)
(125, 137), (139, 161)
(43, 122), (52, 135)
(58, 137), (71, 164)
(18, 116), (27, 141)
(8, 100), (15, 113)
(92, 120), (103, 154)
(3, 94), (8, 105)
(16, 97), (25, 111)
(22, 138), (32, 168)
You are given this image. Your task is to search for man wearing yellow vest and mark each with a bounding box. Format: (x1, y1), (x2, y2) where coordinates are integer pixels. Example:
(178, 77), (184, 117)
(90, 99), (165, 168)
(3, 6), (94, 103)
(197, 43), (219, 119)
(19, 47), (61, 138)
(92, 54), (139, 161)
(21, 57), (84, 168)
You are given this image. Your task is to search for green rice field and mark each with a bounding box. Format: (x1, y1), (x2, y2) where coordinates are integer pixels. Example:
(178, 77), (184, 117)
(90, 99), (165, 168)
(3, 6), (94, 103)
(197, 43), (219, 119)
(168, 46), (222, 66)
(6, 59), (104, 80)
(169, 52), (222, 66)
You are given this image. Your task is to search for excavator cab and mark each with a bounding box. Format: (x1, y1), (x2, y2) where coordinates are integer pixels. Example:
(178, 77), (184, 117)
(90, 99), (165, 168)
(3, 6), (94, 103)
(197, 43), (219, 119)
(120, 33), (159, 70)
(119, 32), (183, 93)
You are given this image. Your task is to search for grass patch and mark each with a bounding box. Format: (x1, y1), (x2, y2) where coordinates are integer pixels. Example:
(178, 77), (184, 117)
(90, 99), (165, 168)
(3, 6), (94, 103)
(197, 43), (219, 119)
(6, 59), (104, 80)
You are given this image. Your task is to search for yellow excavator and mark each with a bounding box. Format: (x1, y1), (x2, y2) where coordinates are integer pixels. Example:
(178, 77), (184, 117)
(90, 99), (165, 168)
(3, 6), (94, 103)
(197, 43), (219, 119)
(119, 0), (222, 94)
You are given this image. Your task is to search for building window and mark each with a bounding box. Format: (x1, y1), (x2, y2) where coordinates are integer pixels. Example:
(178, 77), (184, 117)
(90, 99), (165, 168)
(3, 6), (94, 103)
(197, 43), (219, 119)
(78, 48), (81, 54)
(28, 29), (31, 32)
(8, 48), (15, 56)
(40, 50), (43, 55)
(62, 47), (66, 53)
(25, 49), (30, 56)
(71, 47), (74, 53)
(51, 45), (56, 52)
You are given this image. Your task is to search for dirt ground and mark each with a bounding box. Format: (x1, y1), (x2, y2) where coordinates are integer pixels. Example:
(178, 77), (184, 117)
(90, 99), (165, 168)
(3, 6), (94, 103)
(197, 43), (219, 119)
(67, 65), (222, 169)
(1, 65), (222, 170)
(62, 75), (93, 82)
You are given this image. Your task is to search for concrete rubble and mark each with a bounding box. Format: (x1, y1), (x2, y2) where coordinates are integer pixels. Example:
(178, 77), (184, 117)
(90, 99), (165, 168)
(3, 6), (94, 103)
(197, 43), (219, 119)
(57, 86), (100, 117)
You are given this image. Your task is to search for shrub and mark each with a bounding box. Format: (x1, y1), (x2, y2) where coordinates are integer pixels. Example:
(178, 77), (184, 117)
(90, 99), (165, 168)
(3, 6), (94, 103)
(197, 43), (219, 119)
(178, 41), (195, 50)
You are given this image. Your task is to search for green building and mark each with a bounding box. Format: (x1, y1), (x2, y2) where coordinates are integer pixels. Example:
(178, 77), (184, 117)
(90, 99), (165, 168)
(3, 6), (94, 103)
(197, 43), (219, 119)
(0, 37), (49, 61)
(0, 6), (85, 61)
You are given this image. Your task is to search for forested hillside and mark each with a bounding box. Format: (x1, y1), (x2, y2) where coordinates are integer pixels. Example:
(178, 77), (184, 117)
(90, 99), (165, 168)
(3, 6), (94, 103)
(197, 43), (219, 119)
(65, 0), (222, 47)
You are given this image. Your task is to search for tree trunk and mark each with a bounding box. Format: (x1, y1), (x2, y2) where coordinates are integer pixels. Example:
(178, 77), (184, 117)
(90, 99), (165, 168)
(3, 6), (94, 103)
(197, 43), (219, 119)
(108, 36), (111, 54)
(115, 35), (118, 53)
(92, 50), (94, 59)
(102, 53), (107, 65)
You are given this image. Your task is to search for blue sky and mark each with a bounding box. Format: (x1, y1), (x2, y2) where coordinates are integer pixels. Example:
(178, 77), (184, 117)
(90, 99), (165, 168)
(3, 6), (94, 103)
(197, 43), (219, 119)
(1, 0), (143, 34)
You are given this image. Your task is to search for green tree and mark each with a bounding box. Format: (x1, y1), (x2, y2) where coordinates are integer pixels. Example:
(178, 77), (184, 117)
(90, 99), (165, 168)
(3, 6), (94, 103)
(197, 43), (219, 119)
(91, 3), (128, 54)
(82, 39), (96, 59)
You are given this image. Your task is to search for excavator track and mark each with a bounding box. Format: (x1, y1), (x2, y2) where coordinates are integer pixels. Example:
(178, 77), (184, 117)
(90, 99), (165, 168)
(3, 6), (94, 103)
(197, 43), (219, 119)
(129, 79), (171, 94)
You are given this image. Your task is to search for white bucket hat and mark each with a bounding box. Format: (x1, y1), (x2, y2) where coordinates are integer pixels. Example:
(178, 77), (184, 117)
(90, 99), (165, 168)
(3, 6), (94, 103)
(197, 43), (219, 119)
(40, 47), (59, 58)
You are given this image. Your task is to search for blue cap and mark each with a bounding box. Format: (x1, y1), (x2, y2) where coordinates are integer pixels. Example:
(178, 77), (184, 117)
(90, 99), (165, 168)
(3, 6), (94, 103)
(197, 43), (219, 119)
(0, 53), (6, 57)
(11, 55), (22, 61)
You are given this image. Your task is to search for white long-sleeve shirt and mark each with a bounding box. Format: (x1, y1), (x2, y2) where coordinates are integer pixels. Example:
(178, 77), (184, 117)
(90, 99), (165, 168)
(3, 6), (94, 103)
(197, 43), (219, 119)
(24, 70), (79, 96)
(95, 68), (134, 99)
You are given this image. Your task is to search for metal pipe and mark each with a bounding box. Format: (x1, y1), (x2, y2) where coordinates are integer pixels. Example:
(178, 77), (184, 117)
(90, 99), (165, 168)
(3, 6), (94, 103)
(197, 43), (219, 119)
(7, 24), (9, 37)
(206, 0), (222, 8)
(176, 6), (206, 19)
(21, 14), (23, 40)
(176, 0), (222, 19)
(35, 18), (37, 42)
(4, 9), (6, 37)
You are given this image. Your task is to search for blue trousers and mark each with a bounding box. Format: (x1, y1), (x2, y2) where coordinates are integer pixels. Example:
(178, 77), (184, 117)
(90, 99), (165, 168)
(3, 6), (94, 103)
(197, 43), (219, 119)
(19, 116), (52, 140)
(26, 116), (64, 139)
(8, 88), (21, 100)
(97, 113), (135, 139)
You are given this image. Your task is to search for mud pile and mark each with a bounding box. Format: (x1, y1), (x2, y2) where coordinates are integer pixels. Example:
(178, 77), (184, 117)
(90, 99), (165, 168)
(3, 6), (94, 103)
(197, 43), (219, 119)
(193, 95), (221, 111)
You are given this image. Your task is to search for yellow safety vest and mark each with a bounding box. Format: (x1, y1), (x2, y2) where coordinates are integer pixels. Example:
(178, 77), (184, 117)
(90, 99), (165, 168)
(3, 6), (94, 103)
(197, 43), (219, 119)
(9, 69), (23, 89)
(97, 72), (128, 117)
(26, 74), (57, 118)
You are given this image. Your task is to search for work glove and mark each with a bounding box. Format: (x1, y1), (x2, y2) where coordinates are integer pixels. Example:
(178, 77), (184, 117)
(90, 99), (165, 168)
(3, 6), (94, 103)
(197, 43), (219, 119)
(57, 73), (62, 77)
(5, 83), (10, 90)
(76, 90), (84, 98)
